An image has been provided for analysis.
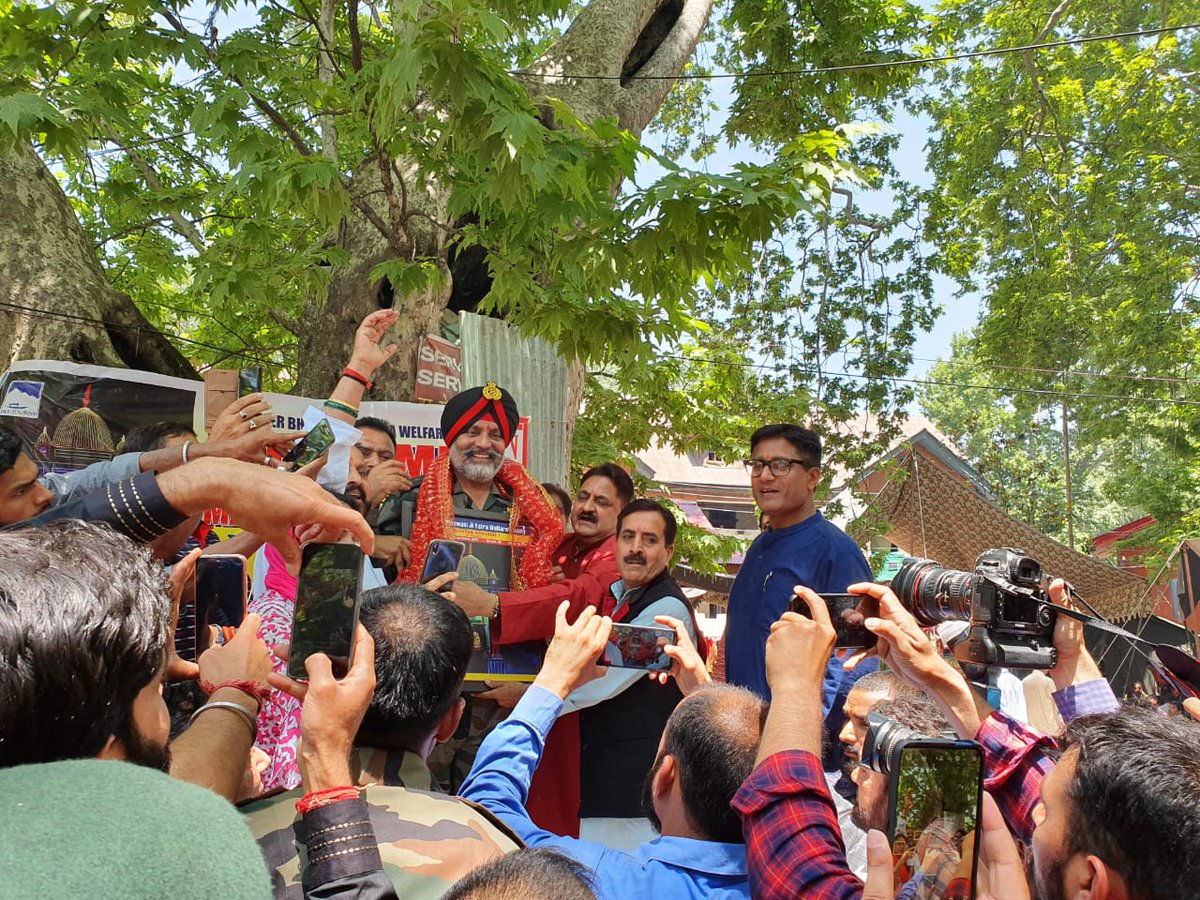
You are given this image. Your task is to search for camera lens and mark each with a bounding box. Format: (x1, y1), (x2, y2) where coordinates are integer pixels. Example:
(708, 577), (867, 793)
(861, 712), (926, 775)
(891, 558), (974, 627)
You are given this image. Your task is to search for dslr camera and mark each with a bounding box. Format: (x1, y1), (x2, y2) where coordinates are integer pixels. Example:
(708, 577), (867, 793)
(891, 548), (1057, 669)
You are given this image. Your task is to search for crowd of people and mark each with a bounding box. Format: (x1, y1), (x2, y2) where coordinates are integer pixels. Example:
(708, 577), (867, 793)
(1, 309), (1199, 899)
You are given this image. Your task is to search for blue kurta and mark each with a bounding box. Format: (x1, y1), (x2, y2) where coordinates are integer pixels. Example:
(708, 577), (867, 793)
(724, 511), (872, 702)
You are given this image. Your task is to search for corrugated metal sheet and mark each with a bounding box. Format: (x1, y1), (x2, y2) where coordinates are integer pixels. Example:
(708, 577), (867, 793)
(458, 312), (570, 487)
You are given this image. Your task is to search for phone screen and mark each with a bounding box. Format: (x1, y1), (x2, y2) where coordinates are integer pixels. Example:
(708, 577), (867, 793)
(194, 555), (247, 657)
(238, 366), (263, 396)
(420, 540), (465, 586)
(789, 593), (879, 648)
(282, 419), (336, 469)
(888, 743), (983, 899)
(289, 543), (364, 679)
(599, 623), (674, 671)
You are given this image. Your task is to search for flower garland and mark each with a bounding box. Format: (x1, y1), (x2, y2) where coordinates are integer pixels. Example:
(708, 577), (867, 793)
(399, 454), (564, 589)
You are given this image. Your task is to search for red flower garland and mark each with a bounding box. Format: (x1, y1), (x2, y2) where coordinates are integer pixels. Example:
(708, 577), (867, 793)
(400, 454), (564, 590)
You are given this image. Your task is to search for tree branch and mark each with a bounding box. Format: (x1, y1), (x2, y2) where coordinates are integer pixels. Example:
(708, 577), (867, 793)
(317, 0), (339, 161)
(103, 125), (207, 252)
(348, 0), (363, 72)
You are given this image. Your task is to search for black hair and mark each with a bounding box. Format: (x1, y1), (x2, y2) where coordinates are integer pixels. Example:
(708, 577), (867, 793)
(852, 670), (919, 703)
(749, 423), (822, 468)
(0, 521), (171, 766)
(542, 483), (573, 519)
(580, 463), (634, 507)
(356, 583), (473, 750)
(443, 848), (595, 900)
(662, 685), (767, 843)
(122, 421), (196, 453)
(0, 425), (23, 477)
(872, 693), (948, 737)
(616, 497), (677, 546)
(1059, 707), (1200, 899)
(354, 416), (396, 445)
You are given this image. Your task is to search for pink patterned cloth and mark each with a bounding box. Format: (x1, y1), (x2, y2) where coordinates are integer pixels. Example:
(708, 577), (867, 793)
(251, 542), (303, 791)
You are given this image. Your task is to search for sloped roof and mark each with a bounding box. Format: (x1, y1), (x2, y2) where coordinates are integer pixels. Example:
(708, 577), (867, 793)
(860, 444), (1149, 619)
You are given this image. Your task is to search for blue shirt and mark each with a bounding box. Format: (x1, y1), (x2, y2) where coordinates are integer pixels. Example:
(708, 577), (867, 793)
(459, 684), (750, 900)
(725, 511), (872, 702)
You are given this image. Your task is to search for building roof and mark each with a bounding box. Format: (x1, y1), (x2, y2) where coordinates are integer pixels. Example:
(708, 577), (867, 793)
(1091, 516), (1157, 550)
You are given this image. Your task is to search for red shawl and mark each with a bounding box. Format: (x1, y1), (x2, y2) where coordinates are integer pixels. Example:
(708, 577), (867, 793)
(399, 454), (564, 589)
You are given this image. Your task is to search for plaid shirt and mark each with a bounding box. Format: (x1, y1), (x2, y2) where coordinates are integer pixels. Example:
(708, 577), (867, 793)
(732, 750), (864, 900)
(977, 677), (1119, 846)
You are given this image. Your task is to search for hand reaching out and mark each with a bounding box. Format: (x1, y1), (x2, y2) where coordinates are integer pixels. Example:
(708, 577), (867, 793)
(646, 614), (712, 696)
(165, 548), (202, 681)
(348, 310), (400, 377)
(535, 602), (613, 700)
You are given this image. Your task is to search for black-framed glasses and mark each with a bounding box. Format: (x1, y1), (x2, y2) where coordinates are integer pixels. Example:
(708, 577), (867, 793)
(743, 457), (814, 477)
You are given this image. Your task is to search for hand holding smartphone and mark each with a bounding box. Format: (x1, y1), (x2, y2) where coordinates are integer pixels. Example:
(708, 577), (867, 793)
(420, 540), (465, 592)
(193, 554), (248, 658)
(887, 740), (983, 899)
(289, 543), (365, 679)
(282, 418), (336, 470)
(789, 592), (879, 648)
(598, 622), (674, 671)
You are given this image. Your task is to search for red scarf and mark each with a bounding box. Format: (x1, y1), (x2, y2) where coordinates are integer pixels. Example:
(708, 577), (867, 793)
(400, 454), (564, 589)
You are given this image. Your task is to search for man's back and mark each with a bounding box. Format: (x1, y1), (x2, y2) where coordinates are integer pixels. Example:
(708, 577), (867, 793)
(243, 780), (521, 899)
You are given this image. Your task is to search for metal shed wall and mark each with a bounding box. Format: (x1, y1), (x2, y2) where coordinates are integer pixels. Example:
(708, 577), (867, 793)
(458, 312), (570, 487)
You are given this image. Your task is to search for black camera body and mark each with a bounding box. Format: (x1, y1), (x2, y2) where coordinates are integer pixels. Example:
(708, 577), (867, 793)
(892, 548), (1058, 670)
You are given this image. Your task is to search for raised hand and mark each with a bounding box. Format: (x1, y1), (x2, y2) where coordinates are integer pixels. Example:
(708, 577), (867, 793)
(535, 602), (613, 700)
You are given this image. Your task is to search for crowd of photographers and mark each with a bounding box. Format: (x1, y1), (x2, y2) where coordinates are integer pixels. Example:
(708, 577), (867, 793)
(1, 310), (1199, 900)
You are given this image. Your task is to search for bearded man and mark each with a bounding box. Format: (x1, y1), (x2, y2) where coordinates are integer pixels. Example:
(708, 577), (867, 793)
(378, 382), (563, 789)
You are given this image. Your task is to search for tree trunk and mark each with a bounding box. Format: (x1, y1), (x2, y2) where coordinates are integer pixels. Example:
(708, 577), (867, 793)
(296, 0), (714, 404)
(0, 142), (196, 380)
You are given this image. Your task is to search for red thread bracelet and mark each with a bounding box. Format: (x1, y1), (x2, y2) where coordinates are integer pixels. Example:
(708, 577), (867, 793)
(296, 786), (361, 814)
(202, 680), (271, 707)
(341, 367), (373, 391)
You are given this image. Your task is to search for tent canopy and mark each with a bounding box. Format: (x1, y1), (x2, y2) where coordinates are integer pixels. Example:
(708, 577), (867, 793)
(856, 445), (1149, 620)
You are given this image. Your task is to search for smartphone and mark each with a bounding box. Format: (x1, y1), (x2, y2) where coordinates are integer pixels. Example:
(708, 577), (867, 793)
(598, 622), (674, 671)
(420, 539), (465, 589)
(887, 740), (983, 899)
(238, 366), (263, 397)
(288, 543), (365, 679)
(193, 554), (248, 656)
(282, 418), (336, 469)
(789, 592), (879, 648)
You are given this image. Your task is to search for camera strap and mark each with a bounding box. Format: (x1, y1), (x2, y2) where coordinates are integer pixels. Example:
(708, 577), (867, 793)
(1040, 600), (1160, 648)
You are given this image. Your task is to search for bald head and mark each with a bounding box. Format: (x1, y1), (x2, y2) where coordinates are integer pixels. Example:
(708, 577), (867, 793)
(660, 685), (767, 843)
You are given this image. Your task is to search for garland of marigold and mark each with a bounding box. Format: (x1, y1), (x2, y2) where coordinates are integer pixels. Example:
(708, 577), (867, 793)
(399, 454), (564, 589)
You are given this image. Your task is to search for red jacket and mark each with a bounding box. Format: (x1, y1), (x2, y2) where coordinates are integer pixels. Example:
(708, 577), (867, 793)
(494, 534), (620, 645)
(500, 533), (618, 837)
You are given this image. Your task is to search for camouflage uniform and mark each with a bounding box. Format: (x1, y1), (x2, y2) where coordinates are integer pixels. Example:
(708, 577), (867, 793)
(242, 746), (522, 899)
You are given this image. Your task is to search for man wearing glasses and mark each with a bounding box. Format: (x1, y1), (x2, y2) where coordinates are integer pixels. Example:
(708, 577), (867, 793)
(724, 423), (872, 704)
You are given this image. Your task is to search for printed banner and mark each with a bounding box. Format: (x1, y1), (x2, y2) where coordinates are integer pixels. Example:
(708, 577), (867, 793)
(263, 393), (529, 476)
(0, 361), (201, 474)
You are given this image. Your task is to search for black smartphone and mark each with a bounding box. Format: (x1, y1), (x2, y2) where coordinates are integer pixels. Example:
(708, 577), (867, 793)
(282, 418), (336, 469)
(289, 543), (365, 679)
(887, 740), (983, 899)
(420, 539), (465, 589)
(193, 554), (248, 657)
(599, 622), (674, 671)
(238, 366), (263, 396)
(789, 592), (879, 648)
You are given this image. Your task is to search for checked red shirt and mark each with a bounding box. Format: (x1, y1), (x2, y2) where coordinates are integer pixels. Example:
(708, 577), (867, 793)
(732, 750), (864, 900)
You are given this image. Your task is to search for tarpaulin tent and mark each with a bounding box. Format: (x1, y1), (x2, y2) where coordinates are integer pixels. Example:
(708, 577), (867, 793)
(856, 444), (1150, 620)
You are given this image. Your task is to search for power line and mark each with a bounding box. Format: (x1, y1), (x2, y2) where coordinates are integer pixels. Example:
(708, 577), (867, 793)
(513, 22), (1200, 82)
(662, 352), (1200, 408)
(0, 300), (278, 363)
